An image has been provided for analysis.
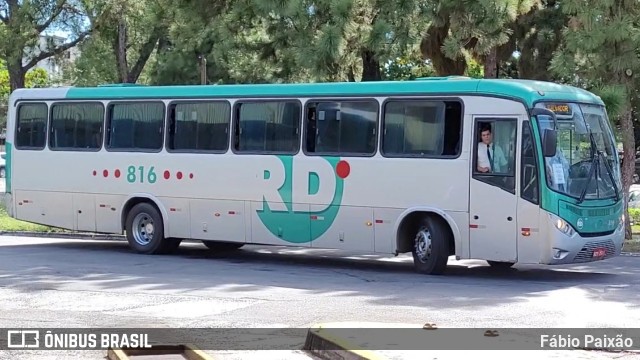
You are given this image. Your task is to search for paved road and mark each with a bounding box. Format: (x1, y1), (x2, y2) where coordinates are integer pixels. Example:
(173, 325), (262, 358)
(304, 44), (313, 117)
(0, 236), (639, 359)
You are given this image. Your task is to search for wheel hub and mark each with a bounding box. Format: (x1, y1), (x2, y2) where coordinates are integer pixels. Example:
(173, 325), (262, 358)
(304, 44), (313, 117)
(415, 228), (432, 262)
(132, 213), (154, 246)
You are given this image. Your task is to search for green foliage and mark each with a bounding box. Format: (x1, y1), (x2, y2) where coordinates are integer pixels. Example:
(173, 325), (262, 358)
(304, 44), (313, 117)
(629, 208), (640, 225)
(61, 34), (120, 86)
(0, 205), (63, 233)
(591, 85), (627, 120)
(383, 52), (436, 80)
(0, 61), (50, 129)
(509, 0), (566, 81)
(465, 57), (484, 78)
(0, 0), (102, 90)
(0, 65), (49, 99)
(550, 1), (640, 94)
(62, 0), (172, 86)
(420, 0), (539, 76)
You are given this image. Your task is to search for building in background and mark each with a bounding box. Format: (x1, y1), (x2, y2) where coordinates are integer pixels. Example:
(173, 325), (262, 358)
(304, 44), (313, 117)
(26, 34), (81, 85)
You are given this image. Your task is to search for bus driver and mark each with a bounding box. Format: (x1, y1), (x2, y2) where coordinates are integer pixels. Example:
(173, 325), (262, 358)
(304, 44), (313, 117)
(477, 124), (507, 173)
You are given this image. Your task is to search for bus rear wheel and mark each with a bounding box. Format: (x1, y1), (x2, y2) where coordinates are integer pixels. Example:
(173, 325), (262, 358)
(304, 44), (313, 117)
(411, 216), (450, 275)
(125, 202), (181, 254)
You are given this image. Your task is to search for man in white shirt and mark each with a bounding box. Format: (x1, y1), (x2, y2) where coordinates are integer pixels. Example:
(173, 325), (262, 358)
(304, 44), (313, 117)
(477, 125), (507, 173)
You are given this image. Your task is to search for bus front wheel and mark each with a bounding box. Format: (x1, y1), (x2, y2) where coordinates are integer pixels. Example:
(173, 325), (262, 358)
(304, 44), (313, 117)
(411, 216), (450, 275)
(125, 202), (181, 254)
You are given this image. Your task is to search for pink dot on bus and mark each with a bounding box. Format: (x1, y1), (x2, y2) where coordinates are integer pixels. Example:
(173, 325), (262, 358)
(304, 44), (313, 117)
(164, 170), (170, 180)
(103, 170), (109, 177)
(115, 169), (121, 178)
(177, 171), (183, 180)
(189, 173), (194, 179)
(93, 170), (97, 176)
(336, 160), (350, 179)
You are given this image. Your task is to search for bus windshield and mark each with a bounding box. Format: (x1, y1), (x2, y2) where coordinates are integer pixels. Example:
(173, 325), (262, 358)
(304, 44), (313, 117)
(535, 102), (621, 202)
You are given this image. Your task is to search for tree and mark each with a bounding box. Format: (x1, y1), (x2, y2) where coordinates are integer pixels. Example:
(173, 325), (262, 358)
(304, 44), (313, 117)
(549, 0), (640, 239)
(383, 51), (436, 80)
(147, 0), (288, 85)
(419, 0), (538, 77)
(510, 0), (567, 81)
(0, 0), (105, 91)
(108, 0), (171, 83)
(235, 0), (428, 82)
(63, 0), (172, 85)
(0, 60), (49, 128)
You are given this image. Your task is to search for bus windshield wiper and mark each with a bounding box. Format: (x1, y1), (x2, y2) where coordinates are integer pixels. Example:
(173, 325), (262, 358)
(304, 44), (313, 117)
(577, 127), (599, 204)
(599, 148), (620, 202)
(577, 154), (597, 204)
(587, 123), (620, 202)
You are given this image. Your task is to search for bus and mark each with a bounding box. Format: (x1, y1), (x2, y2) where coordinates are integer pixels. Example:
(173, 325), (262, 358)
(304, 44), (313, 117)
(2, 77), (625, 275)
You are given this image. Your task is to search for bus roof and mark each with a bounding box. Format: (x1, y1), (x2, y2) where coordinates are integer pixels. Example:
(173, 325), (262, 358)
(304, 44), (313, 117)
(9, 77), (604, 107)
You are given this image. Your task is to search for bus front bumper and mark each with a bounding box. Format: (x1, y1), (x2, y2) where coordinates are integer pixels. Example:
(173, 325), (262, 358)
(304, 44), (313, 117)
(543, 224), (624, 265)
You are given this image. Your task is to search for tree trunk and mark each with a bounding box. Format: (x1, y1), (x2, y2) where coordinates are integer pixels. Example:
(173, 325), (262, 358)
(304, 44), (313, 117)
(115, 13), (130, 83)
(127, 26), (164, 84)
(8, 58), (25, 92)
(420, 18), (467, 76)
(620, 107), (635, 240)
(483, 48), (498, 78)
(361, 49), (381, 81)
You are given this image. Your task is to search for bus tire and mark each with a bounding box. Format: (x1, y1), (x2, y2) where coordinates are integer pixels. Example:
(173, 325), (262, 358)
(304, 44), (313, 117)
(411, 216), (450, 275)
(202, 241), (244, 252)
(125, 202), (178, 254)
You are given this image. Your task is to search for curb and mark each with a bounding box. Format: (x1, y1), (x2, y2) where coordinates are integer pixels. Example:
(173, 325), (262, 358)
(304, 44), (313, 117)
(107, 344), (215, 360)
(303, 325), (388, 360)
(0, 231), (125, 241)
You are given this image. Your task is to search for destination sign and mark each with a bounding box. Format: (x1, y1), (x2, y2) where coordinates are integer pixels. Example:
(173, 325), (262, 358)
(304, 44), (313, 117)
(544, 103), (573, 116)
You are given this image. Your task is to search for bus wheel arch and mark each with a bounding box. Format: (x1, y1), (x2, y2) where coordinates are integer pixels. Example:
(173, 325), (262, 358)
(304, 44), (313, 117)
(121, 196), (169, 235)
(121, 196), (179, 254)
(395, 209), (457, 275)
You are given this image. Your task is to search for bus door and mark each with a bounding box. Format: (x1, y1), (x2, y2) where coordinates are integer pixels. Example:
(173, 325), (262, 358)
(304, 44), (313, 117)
(469, 116), (519, 262)
(516, 119), (542, 263)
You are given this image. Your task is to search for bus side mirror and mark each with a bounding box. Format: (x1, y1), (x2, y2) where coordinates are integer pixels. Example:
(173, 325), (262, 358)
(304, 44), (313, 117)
(542, 128), (557, 157)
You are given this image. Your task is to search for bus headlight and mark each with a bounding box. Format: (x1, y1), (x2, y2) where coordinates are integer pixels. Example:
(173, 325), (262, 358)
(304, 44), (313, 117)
(549, 214), (575, 236)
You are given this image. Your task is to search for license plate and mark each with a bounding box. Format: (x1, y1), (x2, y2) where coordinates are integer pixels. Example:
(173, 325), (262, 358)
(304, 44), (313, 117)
(592, 248), (607, 257)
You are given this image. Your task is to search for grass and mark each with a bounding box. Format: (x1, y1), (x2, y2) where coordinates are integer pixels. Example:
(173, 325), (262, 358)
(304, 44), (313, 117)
(0, 203), (64, 233)
(624, 239), (640, 253)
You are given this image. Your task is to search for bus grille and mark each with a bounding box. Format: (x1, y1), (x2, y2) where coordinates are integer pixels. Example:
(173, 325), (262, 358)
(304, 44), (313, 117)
(573, 240), (617, 262)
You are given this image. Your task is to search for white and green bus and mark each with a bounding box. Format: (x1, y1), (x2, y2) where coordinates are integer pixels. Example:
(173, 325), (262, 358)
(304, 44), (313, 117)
(3, 77), (625, 274)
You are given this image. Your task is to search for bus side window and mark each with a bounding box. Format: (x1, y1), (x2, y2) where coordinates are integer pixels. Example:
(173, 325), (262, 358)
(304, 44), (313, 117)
(473, 119), (517, 193)
(16, 103), (48, 150)
(306, 107), (317, 153)
(304, 100), (378, 156)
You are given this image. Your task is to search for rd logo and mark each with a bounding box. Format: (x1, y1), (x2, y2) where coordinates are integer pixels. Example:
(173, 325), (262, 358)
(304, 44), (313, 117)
(256, 156), (350, 243)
